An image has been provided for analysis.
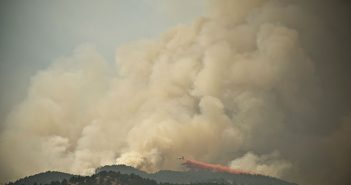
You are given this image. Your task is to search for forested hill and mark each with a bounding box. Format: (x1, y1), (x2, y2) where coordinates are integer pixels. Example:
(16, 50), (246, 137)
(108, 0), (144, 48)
(6, 171), (73, 185)
(7, 165), (297, 185)
(7, 171), (225, 185)
(96, 165), (297, 185)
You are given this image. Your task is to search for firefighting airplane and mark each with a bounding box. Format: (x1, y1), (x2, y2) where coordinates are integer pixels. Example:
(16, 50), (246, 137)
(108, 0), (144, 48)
(178, 156), (185, 160)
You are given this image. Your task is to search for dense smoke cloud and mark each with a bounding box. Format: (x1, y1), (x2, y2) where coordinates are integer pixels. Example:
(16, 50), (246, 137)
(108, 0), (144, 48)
(230, 151), (291, 177)
(1, 1), (350, 185)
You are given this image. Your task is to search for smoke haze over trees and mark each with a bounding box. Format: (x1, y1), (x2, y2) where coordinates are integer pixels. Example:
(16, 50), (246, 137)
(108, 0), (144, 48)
(0, 1), (350, 185)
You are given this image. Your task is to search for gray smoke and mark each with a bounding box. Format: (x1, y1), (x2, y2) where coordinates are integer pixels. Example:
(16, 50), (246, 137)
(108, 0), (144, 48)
(0, 1), (350, 185)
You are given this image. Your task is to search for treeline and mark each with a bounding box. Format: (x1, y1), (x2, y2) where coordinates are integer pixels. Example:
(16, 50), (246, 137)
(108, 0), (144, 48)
(6, 171), (73, 185)
(8, 171), (227, 185)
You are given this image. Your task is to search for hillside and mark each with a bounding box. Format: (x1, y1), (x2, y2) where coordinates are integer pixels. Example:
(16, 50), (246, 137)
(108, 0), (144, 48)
(7, 165), (297, 185)
(96, 165), (297, 185)
(6, 171), (73, 185)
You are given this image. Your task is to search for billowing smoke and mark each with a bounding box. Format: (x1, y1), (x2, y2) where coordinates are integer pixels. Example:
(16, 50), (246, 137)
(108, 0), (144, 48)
(1, 1), (350, 185)
(229, 151), (291, 177)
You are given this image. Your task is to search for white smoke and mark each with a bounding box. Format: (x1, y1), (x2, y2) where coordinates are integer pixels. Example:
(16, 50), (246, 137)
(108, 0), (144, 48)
(1, 1), (350, 185)
(230, 151), (292, 177)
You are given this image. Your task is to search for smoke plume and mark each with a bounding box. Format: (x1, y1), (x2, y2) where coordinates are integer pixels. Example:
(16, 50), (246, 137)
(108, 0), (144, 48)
(229, 151), (291, 177)
(1, 1), (350, 185)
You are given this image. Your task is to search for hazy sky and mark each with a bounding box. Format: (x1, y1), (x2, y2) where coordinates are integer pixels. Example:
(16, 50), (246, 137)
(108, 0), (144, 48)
(0, 0), (206, 123)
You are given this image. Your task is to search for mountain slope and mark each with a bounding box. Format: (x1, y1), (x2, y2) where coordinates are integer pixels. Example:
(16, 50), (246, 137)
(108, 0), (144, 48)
(6, 171), (73, 185)
(7, 165), (297, 185)
(96, 165), (297, 185)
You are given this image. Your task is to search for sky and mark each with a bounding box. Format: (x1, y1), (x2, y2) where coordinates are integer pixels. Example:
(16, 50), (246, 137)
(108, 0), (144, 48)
(0, 0), (206, 124)
(0, 1), (350, 185)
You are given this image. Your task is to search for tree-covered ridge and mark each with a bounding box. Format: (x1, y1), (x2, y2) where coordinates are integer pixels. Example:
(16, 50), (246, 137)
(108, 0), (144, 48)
(7, 165), (297, 185)
(97, 165), (296, 185)
(9, 171), (227, 185)
(6, 171), (73, 185)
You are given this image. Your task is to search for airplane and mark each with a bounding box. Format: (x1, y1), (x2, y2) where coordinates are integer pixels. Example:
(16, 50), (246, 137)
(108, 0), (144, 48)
(178, 156), (185, 160)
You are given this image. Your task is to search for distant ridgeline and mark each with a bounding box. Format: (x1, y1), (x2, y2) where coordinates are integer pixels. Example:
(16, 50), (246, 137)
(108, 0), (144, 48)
(6, 171), (73, 185)
(7, 165), (298, 185)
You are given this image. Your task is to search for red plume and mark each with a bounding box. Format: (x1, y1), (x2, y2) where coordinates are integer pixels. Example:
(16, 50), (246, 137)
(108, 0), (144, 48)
(182, 158), (253, 175)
